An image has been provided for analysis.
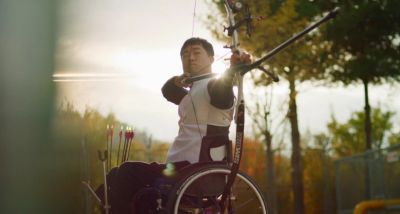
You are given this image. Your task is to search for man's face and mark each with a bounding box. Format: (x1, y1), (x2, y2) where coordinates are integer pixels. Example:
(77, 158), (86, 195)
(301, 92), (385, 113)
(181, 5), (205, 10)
(181, 44), (214, 76)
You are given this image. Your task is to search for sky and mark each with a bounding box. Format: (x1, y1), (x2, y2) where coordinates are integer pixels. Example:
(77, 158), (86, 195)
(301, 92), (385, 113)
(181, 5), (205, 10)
(54, 0), (400, 143)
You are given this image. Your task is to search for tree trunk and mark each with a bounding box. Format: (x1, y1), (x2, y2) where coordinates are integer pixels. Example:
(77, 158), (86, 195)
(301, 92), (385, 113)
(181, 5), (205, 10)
(288, 75), (305, 214)
(362, 77), (372, 199)
(264, 126), (278, 214)
(362, 78), (372, 150)
(322, 147), (335, 214)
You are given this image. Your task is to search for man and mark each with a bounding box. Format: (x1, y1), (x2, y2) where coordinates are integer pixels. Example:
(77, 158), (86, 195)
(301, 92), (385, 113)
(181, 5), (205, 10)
(161, 37), (236, 164)
(98, 37), (249, 214)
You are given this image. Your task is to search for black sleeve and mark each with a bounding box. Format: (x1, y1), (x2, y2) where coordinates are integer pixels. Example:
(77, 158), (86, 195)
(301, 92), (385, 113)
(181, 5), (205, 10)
(207, 75), (234, 109)
(161, 77), (188, 105)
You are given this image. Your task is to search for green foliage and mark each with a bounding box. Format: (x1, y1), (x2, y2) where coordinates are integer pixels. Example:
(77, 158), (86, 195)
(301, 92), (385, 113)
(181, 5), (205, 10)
(307, 0), (400, 84)
(326, 107), (396, 156)
(298, 0), (400, 157)
(388, 131), (400, 146)
(207, 0), (331, 83)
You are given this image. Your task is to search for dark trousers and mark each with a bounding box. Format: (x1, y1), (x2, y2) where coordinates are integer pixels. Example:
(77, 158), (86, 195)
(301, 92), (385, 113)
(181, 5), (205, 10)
(98, 161), (189, 214)
(114, 162), (165, 214)
(97, 135), (231, 213)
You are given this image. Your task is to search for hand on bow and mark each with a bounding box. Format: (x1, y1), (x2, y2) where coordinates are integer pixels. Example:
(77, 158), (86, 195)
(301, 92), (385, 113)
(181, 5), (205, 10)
(174, 72), (192, 88)
(230, 52), (251, 66)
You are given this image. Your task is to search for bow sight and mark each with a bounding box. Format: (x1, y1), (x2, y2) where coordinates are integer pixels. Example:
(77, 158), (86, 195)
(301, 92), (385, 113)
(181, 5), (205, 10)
(226, 0), (243, 13)
(224, 1), (264, 38)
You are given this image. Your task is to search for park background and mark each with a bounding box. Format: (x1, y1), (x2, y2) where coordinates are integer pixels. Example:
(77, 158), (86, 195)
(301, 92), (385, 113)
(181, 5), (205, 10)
(1, 0), (399, 213)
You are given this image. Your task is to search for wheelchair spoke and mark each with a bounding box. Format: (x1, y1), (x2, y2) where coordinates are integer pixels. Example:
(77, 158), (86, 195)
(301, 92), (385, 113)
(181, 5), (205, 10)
(167, 165), (268, 214)
(233, 197), (255, 211)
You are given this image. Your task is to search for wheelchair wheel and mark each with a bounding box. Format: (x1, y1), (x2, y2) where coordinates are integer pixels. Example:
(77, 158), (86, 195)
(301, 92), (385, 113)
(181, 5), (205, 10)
(166, 164), (268, 214)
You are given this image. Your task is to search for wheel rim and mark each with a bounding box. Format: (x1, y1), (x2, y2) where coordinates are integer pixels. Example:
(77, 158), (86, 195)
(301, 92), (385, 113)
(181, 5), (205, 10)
(173, 168), (267, 214)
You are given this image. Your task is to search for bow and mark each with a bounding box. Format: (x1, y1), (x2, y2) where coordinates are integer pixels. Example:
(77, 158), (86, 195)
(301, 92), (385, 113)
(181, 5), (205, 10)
(219, 0), (248, 210)
(219, 1), (340, 210)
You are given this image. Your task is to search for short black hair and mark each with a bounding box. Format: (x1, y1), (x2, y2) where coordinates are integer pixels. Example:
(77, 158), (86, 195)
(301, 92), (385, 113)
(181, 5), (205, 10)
(180, 37), (214, 57)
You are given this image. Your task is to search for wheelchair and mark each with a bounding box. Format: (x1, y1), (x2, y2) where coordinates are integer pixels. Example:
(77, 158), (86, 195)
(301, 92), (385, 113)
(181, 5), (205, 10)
(87, 102), (268, 214)
(126, 163), (268, 214)
(87, 132), (268, 214)
(126, 136), (269, 214)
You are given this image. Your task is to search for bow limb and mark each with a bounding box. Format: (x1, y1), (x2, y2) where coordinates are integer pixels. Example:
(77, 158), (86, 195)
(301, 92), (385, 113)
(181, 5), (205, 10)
(220, 0), (246, 212)
(224, 0), (244, 117)
(224, 0), (240, 51)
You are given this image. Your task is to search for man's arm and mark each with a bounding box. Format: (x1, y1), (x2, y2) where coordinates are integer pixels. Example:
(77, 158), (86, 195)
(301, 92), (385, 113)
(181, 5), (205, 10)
(207, 75), (234, 109)
(161, 76), (188, 105)
(208, 52), (251, 109)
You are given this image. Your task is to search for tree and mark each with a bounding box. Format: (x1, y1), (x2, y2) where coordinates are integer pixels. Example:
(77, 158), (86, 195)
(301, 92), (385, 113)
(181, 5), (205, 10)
(247, 88), (282, 214)
(389, 132), (400, 146)
(325, 107), (395, 157)
(303, 148), (329, 214)
(318, 107), (399, 206)
(299, 132), (338, 214)
(302, 0), (400, 150)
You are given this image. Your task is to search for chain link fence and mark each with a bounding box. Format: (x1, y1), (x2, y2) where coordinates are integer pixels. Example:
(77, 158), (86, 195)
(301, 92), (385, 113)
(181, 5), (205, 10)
(336, 144), (400, 214)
